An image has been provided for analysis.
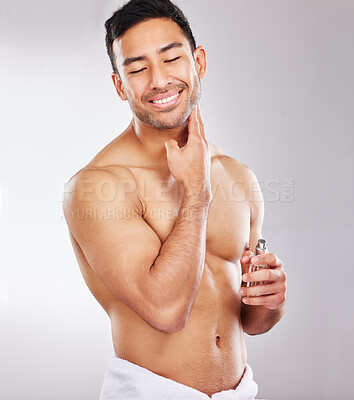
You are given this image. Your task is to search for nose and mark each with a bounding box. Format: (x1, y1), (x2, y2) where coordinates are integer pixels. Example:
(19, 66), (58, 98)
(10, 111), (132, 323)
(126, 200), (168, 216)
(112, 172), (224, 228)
(148, 64), (173, 90)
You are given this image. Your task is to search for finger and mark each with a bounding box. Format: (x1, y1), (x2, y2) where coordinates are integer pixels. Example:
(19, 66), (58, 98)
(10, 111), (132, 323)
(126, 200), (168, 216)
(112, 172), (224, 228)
(242, 268), (282, 283)
(196, 103), (206, 141)
(242, 292), (286, 309)
(250, 253), (283, 269)
(164, 139), (180, 158)
(240, 282), (282, 297)
(187, 106), (200, 141)
(241, 251), (254, 264)
(242, 293), (285, 309)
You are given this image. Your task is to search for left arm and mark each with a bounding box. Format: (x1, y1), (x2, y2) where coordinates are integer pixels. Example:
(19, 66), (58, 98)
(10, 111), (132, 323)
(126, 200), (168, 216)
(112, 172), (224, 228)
(240, 168), (287, 335)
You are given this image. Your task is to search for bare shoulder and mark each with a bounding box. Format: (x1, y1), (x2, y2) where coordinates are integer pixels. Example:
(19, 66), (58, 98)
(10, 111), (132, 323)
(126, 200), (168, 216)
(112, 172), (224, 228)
(63, 164), (142, 222)
(66, 163), (136, 188)
(210, 148), (263, 208)
(209, 144), (255, 183)
(208, 141), (225, 158)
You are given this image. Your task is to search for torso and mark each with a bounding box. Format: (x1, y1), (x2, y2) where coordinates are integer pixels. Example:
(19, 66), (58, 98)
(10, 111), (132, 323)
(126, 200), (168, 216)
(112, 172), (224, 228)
(68, 127), (251, 397)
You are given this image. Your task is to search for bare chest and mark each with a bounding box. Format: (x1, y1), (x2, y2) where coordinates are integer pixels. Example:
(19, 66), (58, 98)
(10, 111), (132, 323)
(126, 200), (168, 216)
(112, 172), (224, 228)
(132, 164), (251, 263)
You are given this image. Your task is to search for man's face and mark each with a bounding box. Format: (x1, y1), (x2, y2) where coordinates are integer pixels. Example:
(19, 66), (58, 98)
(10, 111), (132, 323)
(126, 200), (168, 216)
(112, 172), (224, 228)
(112, 18), (206, 130)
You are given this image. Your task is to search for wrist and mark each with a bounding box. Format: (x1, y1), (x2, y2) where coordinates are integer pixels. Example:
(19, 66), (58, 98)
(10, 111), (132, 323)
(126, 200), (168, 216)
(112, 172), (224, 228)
(183, 186), (212, 206)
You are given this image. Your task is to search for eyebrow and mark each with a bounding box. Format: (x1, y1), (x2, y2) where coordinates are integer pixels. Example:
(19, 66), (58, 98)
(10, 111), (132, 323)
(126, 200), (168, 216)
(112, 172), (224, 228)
(122, 42), (184, 67)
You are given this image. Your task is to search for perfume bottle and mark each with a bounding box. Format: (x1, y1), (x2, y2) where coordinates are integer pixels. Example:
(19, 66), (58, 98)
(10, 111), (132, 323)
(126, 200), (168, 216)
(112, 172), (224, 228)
(247, 239), (268, 295)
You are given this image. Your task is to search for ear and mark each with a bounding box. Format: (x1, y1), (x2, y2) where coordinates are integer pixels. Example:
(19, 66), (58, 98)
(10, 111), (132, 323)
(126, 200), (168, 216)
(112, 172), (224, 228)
(194, 46), (207, 79)
(111, 73), (128, 101)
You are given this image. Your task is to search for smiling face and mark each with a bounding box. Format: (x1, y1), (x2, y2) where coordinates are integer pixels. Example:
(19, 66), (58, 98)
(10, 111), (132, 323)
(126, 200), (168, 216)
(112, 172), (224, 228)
(111, 18), (207, 130)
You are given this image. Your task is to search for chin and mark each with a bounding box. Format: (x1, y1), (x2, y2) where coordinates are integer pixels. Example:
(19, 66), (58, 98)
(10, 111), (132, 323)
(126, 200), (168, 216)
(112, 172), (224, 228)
(158, 113), (189, 129)
(147, 119), (186, 130)
(134, 106), (190, 130)
(152, 113), (189, 130)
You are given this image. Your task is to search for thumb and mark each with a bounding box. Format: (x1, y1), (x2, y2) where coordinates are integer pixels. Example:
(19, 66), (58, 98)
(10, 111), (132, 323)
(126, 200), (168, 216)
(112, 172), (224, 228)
(165, 139), (180, 158)
(241, 250), (255, 265)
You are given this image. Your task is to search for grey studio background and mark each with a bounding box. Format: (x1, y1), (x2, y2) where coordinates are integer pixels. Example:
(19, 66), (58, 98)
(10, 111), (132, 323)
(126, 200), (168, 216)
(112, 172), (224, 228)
(1, 0), (353, 399)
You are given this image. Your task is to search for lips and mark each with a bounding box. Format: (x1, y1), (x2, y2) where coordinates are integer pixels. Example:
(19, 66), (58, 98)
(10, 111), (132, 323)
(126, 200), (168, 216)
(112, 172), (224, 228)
(148, 90), (183, 110)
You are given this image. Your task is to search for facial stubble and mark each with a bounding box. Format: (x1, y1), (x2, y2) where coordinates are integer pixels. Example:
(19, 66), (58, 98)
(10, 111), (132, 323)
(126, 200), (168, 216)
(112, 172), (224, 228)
(126, 74), (201, 130)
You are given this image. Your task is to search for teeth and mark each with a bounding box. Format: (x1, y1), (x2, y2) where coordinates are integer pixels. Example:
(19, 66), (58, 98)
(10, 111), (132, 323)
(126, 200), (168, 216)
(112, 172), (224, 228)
(152, 92), (179, 104)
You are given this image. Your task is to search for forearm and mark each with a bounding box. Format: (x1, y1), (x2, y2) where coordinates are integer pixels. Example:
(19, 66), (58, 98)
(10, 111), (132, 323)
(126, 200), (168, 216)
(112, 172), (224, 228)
(241, 302), (286, 335)
(149, 190), (211, 326)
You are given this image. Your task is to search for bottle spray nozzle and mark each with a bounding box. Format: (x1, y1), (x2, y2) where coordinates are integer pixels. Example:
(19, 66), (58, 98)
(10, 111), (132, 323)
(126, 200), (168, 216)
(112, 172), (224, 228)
(256, 239), (267, 253)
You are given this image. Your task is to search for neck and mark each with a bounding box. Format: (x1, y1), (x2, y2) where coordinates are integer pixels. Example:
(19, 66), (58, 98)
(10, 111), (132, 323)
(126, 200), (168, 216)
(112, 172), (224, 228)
(130, 116), (189, 162)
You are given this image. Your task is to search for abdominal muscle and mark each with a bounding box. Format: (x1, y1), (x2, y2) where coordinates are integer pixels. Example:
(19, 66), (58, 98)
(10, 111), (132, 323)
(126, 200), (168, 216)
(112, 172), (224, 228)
(108, 254), (247, 397)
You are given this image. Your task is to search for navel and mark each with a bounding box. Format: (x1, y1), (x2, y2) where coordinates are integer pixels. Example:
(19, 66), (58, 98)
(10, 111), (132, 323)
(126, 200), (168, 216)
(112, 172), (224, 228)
(215, 335), (220, 347)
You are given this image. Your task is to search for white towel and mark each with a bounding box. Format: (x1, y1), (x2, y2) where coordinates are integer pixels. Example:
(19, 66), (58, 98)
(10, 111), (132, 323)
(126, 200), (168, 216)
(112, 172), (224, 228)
(99, 355), (258, 400)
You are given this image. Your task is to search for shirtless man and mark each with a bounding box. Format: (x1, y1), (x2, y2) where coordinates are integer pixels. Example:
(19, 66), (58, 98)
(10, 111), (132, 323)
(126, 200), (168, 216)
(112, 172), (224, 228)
(63, 1), (287, 398)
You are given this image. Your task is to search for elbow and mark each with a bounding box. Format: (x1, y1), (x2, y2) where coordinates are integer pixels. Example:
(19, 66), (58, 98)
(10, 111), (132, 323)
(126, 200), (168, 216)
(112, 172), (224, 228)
(249, 325), (275, 336)
(153, 306), (188, 334)
(155, 319), (186, 334)
(243, 327), (270, 336)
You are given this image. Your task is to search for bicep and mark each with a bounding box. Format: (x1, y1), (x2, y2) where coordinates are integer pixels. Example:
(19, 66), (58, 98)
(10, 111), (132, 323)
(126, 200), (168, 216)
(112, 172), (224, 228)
(63, 169), (163, 324)
(73, 209), (162, 305)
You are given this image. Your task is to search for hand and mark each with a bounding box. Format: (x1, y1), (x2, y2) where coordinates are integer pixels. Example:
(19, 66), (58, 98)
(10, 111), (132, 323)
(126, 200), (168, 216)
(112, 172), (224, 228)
(165, 104), (211, 201)
(240, 251), (287, 310)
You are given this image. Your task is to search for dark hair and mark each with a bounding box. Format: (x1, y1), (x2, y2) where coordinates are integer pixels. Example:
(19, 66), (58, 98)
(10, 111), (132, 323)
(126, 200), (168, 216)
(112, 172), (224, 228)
(105, 0), (197, 75)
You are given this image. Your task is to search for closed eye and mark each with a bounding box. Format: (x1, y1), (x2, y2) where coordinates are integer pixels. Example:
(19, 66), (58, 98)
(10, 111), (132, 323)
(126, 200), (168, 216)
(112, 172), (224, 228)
(129, 57), (181, 74)
(165, 56), (181, 63)
(129, 68), (147, 75)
